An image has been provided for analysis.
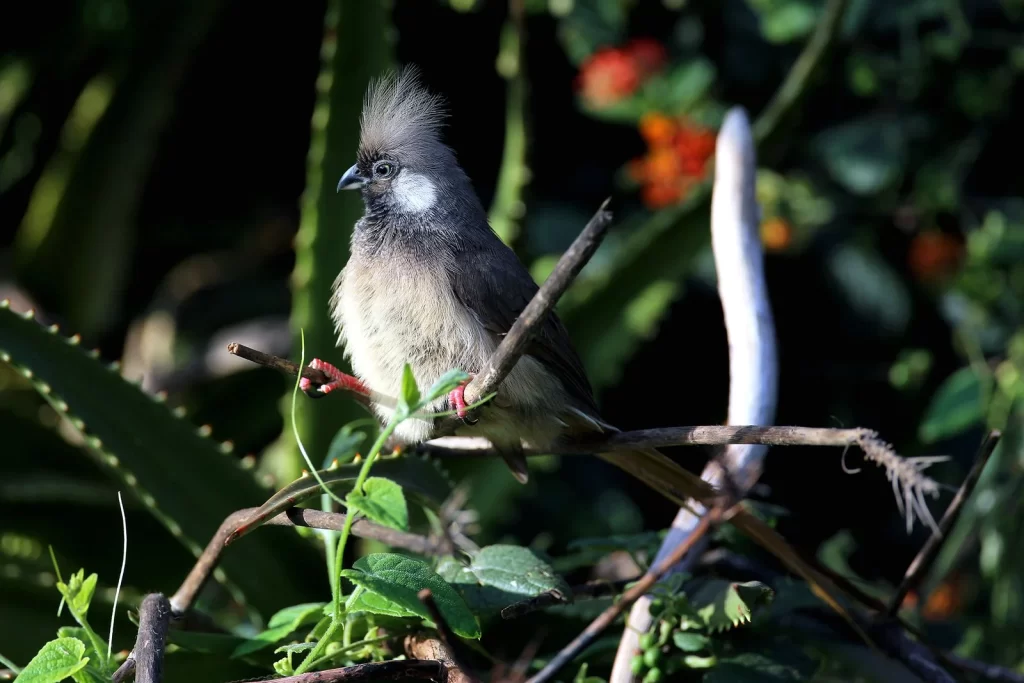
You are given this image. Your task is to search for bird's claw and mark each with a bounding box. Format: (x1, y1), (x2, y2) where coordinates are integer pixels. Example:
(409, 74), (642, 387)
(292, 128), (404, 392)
(300, 358), (366, 398)
(448, 380), (478, 425)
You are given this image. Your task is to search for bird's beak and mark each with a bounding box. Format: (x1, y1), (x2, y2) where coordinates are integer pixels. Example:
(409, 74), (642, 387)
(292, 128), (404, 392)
(337, 164), (367, 191)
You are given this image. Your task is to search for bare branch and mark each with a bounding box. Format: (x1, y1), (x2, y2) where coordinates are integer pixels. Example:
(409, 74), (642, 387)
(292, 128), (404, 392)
(171, 507), (450, 614)
(417, 590), (480, 683)
(112, 593), (171, 683)
(248, 660), (442, 683)
(462, 198), (612, 409)
(886, 430), (1001, 615)
(500, 578), (633, 620)
(404, 634), (476, 683)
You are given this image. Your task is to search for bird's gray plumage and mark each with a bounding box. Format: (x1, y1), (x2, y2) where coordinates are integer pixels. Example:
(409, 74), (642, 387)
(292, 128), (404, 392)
(330, 67), (606, 482)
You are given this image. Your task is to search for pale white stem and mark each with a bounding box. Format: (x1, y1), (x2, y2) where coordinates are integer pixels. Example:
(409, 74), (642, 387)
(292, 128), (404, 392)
(109, 491), (128, 662)
(610, 107), (777, 683)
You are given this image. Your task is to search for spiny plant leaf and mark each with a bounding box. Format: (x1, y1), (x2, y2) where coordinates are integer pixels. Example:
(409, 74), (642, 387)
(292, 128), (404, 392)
(346, 477), (408, 531)
(227, 455), (452, 542)
(0, 303), (322, 615)
(13, 637), (88, 683)
(690, 579), (775, 633)
(341, 553), (480, 639)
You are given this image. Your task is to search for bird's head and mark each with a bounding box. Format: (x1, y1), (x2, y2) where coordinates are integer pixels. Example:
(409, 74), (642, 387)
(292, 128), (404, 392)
(338, 66), (477, 221)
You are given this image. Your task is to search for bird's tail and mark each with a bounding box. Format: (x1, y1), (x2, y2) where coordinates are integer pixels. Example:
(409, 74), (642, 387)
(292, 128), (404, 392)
(597, 447), (855, 615)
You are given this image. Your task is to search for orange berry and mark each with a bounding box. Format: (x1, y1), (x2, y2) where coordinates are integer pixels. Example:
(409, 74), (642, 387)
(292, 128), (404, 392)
(639, 112), (678, 147)
(908, 231), (963, 282)
(625, 38), (667, 78)
(645, 147), (682, 184)
(922, 578), (962, 620)
(643, 182), (683, 208)
(577, 48), (639, 107)
(761, 217), (793, 251)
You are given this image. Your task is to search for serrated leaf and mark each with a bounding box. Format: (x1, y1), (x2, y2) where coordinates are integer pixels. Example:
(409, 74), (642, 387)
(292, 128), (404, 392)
(919, 367), (986, 443)
(398, 364), (421, 417)
(0, 305), (322, 614)
(689, 580), (775, 633)
(346, 477), (408, 531)
(340, 553), (480, 638)
(423, 369), (471, 404)
(68, 572), (97, 617)
(13, 637), (88, 683)
(231, 602), (325, 658)
(672, 631), (710, 652)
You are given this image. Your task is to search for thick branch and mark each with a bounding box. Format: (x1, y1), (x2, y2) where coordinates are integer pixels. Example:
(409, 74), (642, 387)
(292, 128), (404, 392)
(112, 593), (171, 683)
(171, 507), (449, 614)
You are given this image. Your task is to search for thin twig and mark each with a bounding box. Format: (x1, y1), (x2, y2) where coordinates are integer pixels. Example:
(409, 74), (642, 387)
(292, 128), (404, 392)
(112, 593), (170, 683)
(171, 507), (449, 614)
(462, 198), (613, 411)
(886, 430), (1001, 615)
(404, 634), (476, 683)
(417, 589), (480, 683)
(526, 507), (726, 683)
(247, 660), (442, 683)
(500, 579), (632, 619)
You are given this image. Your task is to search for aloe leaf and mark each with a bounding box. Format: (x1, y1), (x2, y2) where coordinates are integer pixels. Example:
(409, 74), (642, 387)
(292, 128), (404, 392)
(228, 455), (453, 542)
(262, 0), (394, 484)
(0, 303), (322, 615)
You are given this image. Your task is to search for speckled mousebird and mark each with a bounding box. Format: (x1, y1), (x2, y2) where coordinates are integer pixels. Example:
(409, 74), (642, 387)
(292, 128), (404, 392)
(299, 66), (692, 497)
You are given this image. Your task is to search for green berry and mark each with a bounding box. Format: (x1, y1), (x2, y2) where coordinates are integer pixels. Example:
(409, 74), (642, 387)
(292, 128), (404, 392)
(631, 655), (645, 676)
(649, 598), (665, 616)
(639, 633), (656, 650)
(643, 667), (664, 683)
(643, 648), (662, 668)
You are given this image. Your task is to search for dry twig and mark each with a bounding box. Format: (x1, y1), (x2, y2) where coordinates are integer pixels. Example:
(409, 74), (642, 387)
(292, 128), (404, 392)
(886, 430), (1001, 615)
(250, 660), (442, 683)
(111, 593), (170, 683)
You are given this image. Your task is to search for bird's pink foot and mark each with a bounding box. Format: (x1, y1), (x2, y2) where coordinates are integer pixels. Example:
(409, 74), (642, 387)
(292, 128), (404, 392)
(300, 358), (368, 396)
(448, 375), (478, 424)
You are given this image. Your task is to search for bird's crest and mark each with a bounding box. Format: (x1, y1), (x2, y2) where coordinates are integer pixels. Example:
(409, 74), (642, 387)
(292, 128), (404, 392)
(358, 66), (448, 169)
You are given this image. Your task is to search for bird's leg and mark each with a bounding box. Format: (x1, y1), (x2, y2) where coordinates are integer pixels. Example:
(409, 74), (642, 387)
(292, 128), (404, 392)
(299, 358), (369, 397)
(448, 375), (478, 425)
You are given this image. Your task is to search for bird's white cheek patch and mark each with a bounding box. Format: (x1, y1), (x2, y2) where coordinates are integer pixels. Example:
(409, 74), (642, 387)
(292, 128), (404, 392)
(391, 171), (437, 213)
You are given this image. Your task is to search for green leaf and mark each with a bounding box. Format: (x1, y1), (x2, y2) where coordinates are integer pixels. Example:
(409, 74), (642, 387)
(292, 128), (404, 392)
(346, 477), (409, 531)
(659, 60), (716, 112)
(672, 632), (710, 652)
(423, 369), (471, 404)
(0, 303), (323, 615)
(399, 364), (421, 416)
(438, 546), (571, 616)
(62, 571), (98, 618)
(761, 2), (818, 43)
(468, 545), (571, 600)
(919, 367), (986, 443)
(703, 652), (805, 682)
(689, 580), (775, 633)
(814, 116), (906, 196)
(13, 637), (89, 683)
(340, 553), (480, 638)
(231, 602), (325, 658)
(324, 425), (372, 468)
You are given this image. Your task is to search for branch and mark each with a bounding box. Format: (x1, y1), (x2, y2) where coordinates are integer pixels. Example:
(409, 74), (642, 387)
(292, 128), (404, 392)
(171, 507), (450, 614)
(404, 634), (476, 683)
(886, 430), (1001, 615)
(527, 505), (729, 683)
(462, 198), (612, 410)
(250, 660), (442, 683)
(416, 589), (480, 683)
(112, 593), (171, 683)
(500, 578), (633, 620)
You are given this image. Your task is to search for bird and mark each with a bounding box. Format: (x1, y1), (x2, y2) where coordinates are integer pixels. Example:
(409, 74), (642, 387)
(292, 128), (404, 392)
(296, 67), (863, 610)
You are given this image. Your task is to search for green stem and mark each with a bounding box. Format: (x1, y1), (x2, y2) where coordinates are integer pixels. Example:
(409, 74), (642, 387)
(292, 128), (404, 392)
(301, 634), (394, 673)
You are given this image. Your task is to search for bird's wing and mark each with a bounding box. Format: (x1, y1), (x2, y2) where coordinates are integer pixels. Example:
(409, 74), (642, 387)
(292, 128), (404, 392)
(448, 244), (601, 418)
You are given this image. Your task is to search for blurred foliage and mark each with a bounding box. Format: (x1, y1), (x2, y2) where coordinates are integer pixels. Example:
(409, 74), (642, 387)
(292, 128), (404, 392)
(2, 0), (1024, 679)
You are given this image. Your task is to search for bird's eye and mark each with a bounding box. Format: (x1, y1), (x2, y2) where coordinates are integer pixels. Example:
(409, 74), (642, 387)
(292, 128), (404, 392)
(373, 162), (394, 178)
